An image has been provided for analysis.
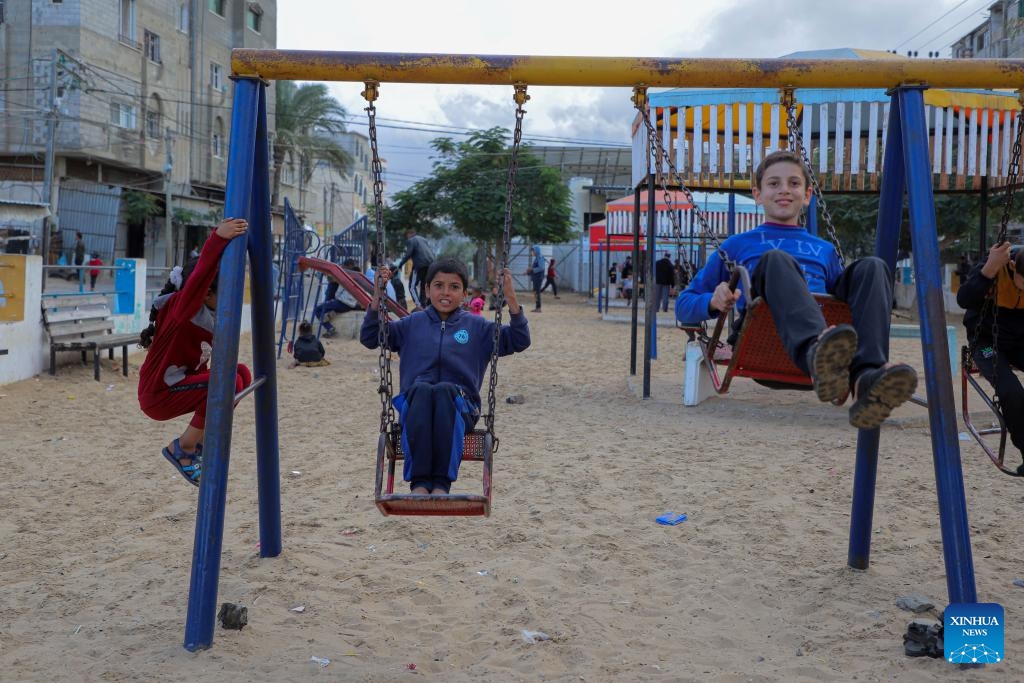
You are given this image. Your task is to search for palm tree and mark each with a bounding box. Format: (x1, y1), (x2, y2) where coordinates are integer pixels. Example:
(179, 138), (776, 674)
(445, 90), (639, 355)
(272, 81), (353, 208)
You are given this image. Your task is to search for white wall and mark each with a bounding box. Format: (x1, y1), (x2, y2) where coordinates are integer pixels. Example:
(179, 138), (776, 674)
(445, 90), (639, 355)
(0, 256), (46, 385)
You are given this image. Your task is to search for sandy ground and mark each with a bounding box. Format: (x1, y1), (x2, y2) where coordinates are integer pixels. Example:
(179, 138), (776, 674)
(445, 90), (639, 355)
(2, 294), (1024, 682)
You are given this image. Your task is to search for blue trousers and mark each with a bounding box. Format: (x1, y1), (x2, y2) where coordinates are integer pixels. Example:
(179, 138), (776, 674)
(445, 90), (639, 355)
(393, 381), (478, 493)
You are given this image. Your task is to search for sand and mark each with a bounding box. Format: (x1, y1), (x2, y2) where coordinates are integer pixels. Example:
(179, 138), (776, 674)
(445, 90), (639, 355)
(2, 295), (1023, 682)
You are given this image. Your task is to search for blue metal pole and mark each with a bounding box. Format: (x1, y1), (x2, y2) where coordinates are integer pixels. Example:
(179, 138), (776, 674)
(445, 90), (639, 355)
(898, 86), (977, 604)
(875, 96), (907, 272)
(848, 94), (907, 570)
(247, 83), (282, 560)
(184, 77), (259, 652)
(644, 179), (657, 380)
(727, 193), (736, 236)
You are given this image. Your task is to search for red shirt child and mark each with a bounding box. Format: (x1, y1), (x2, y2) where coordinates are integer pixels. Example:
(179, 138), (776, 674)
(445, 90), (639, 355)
(137, 218), (251, 486)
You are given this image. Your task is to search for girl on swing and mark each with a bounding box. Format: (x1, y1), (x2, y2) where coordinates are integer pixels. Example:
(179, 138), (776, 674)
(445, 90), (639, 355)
(137, 217), (252, 486)
(675, 150), (918, 429)
(360, 257), (531, 495)
(957, 241), (1024, 474)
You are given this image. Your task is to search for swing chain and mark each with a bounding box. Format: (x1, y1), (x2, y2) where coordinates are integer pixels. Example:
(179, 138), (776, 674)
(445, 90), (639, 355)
(967, 101), (1024, 366)
(633, 88), (734, 275)
(645, 102), (697, 282)
(484, 84), (528, 451)
(365, 82), (395, 434)
(781, 88), (846, 267)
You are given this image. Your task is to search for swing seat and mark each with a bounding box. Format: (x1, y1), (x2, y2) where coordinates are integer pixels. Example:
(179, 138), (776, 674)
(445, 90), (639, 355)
(685, 265), (854, 395)
(960, 346), (1020, 477)
(374, 428), (493, 516)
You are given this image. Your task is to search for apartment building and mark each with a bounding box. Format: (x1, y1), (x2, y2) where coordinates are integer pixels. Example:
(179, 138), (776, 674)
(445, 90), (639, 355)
(951, 1), (1024, 59)
(304, 130), (385, 240)
(0, 0), (277, 266)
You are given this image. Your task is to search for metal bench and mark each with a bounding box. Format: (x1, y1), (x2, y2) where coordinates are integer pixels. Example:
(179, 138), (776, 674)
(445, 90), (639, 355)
(42, 294), (140, 381)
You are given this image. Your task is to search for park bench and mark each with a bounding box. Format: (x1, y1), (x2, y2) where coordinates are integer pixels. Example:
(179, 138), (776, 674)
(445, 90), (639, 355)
(42, 294), (140, 381)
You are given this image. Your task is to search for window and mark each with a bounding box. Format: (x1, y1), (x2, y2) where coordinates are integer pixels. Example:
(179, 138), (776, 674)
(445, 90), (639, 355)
(119, 0), (136, 43)
(282, 156), (295, 185)
(144, 30), (161, 63)
(977, 34), (985, 51)
(177, 3), (189, 32)
(212, 117), (225, 158)
(146, 94), (162, 138)
(110, 102), (137, 129)
(208, 0), (225, 16)
(246, 5), (262, 33)
(210, 62), (223, 91)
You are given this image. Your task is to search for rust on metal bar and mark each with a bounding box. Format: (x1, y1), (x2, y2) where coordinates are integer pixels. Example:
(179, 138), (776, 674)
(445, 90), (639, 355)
(232, 50), (1024, 89)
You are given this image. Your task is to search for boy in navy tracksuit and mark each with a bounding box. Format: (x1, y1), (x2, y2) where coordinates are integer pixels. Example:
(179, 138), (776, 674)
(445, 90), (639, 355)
(361, 257), (530, 494)
(676, 150), (917, 429)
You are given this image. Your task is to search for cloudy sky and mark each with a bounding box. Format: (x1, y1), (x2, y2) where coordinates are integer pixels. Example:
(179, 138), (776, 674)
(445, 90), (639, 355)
(276, 0), (988, 191)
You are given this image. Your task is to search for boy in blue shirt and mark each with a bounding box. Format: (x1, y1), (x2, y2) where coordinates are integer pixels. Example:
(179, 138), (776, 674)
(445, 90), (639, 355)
(676, 150), (917, 429)
(361, 257), (530, 495)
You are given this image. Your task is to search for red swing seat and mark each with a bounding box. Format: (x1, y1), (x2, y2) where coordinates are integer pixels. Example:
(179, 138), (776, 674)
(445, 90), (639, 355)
(682, 265), (853, 395)
(960, 346), (1020, 477)
(375, 427), (493, 516)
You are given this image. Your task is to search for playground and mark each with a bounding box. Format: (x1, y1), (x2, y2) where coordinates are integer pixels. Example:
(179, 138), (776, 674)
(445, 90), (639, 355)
(2, 296), (1023, 680)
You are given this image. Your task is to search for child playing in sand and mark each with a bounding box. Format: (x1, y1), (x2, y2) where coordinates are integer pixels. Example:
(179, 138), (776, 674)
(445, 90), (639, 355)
(676, 150), (918, 429)
(360, 257), (531, 495)
(957, 241), (1024, 474)
(292, 320), (328, 367)
(137, 217), (251, 486)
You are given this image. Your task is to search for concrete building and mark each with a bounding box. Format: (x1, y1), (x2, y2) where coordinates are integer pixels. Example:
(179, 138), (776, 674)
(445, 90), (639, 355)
(0, 0), (277, 269)
(304, 130), (384, 240)
(951, 1), (1024, 59)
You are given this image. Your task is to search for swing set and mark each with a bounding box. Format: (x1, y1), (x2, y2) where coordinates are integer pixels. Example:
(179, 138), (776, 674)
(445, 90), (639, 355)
(173, 49), (1024, 652)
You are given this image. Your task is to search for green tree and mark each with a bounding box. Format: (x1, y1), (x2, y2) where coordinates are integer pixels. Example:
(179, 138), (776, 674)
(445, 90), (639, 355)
(818, 192), (1024, 262)
(122, 190), (162, 224)
(272, 81), (353, 207)
(389, 127), (574, 267)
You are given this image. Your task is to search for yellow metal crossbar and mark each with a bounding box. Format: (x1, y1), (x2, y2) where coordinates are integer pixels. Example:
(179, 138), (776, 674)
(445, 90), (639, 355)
(232, 50), (1024, 89)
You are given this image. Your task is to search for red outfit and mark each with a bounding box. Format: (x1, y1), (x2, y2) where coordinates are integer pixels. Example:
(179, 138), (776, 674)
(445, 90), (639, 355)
(87, 257), (102, 278)
(138, 234), (251, 429)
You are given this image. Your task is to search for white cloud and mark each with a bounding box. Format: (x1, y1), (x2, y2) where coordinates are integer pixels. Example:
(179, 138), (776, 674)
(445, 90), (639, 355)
(277, 0), (980, 189)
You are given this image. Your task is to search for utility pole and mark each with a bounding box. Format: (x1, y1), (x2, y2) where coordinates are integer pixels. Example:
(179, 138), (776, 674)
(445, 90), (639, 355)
(165, 127), (174, 266)
(40, 50), (60, 289)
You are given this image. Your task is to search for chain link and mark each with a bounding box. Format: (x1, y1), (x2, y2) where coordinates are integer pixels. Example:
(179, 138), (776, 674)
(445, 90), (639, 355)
(781, 89), (846, 267)
(363, 82), (396, 435)
(646, 106), (698, 282)
(484, 84), (529, 453)
(633, 88), (734, 275)
(967, 102), (1024, 367)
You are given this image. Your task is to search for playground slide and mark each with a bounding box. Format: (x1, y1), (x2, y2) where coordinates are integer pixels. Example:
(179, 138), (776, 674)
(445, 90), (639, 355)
(297, 256), (409, 318)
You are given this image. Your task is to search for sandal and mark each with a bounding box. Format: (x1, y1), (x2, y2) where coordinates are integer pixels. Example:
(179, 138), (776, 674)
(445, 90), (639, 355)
(806, 324), (857, 404)
(162, 438), (201, 487)
(848, 364), (919, 429)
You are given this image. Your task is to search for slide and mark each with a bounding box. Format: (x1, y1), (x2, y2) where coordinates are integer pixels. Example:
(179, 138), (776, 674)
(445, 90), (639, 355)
(297, 256), (409, 318)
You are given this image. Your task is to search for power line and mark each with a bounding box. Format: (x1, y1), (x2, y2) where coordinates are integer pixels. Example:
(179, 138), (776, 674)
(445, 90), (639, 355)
(912, 0), (994, 52)
(893, 0), (974, 49)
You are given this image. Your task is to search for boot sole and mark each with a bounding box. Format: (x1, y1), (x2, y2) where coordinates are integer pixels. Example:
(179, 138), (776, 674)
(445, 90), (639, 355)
(849, 365), (919, 429)
(810, 326), (857, 403)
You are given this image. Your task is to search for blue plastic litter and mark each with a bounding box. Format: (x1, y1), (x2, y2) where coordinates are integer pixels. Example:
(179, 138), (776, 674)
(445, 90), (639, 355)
(656, 512), (688, 526)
